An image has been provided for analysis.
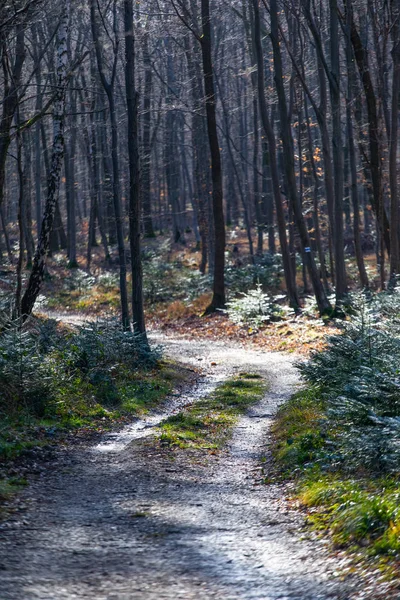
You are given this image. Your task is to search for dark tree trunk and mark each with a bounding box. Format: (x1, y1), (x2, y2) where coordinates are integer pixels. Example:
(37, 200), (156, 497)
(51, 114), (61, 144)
(124, 0), (148, 341)
(64, 142), (77, 267)
(14, 124), (25, 318)
(345, 4), (369, 289)
(253, 96), (263, 255)
(31, 23), (42, 238)
(389, 0), (400, 283)
(99, 100), (116, 245)
(0, 205), (12, 263)
(329, 0), (347, 304)
(301, 4), (337, 288)
(65, 84), (77, 268)
(304, 96), (330, 292)
(200, 0), (226, 311)
(90, 0), (130, 330)
(0, 24), (25, 212)
(217, 73), (254, 263)
(184, 34), (210, 273)
(21, 125), (34, 267)
(262, 138), (275, 255)
(347, 1), (391, 254)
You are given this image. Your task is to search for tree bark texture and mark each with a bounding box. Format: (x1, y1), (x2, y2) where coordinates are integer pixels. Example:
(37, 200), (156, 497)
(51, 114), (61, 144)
(201, 0), (226, 311)
(21, 5), (70, 319)
(124, 0), (148, 341)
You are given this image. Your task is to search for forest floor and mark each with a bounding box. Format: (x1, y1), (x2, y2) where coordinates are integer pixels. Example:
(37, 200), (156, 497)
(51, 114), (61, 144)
(0, 232), (396, 598)
(0, 333), (392, 600)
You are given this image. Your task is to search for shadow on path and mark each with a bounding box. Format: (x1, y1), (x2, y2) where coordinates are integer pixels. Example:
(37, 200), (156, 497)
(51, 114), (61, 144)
(0, 337), (356, 599)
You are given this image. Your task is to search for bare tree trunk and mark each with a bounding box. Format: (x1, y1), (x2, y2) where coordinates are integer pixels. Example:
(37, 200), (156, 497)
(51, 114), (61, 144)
(40, 119), (67, 254)
(21, 5), (70, 319)
(270, 0), (331, 314)
(0, 205), (12, 263)
(14, 123), (25, 318)
(124, 0), (148, 341)
(201, 0), (226, 311)
(165, 43), (185, 244)
(329, 0), (347, 304)
(64, 142), (77, 267)
(345, 3), (369, 289)
(217, 74), (254, 263)
(300, 3), (336, 288)
(184, 33), (209, 273)
(253, 96), (263, 255)
(90, 0), (130, 330)
(304, 96), (330, 292)
(347, 0), (391, 254)
(252, 0), (299, 309)
(141, 32), (155, 238)
(262, 138), (275, 255)
(21, 125), (34, 267)
(65, 82), (77, 268)
(31, 23), (42, 238)
(0, 23), (25, 212)
(84, 79), (111, 267)
(99, 100), (116, 245)
(389, 0), (400, 283)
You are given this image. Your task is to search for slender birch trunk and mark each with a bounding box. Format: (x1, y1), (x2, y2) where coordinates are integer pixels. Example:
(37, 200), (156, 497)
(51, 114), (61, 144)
(21, 4), (70, 319)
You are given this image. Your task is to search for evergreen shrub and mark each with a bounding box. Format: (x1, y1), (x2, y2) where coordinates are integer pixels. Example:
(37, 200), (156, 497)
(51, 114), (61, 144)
(299, 291), (400, 473)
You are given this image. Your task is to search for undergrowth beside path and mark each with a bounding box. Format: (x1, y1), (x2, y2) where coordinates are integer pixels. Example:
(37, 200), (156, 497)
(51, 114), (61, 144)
(0, 314), (195, 512)
(271, 292), (400, 595)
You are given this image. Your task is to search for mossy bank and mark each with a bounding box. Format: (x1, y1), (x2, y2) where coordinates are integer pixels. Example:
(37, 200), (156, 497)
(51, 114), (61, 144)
(0, 315), (195, 511)
(271, 293), (400, 586)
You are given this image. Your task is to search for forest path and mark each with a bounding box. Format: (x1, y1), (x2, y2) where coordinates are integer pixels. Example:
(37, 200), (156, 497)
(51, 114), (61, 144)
(0, 334), (356, 599)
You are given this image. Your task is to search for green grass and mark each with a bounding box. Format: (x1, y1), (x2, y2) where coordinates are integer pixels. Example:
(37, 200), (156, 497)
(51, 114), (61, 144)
(0, 477), (27, 502)
(299, 475), (400, 556)
(0, 476), (28, 518)
(0, 353), (192, 519)
(158, 372), (267, 449)
(272, 386), (400, 563)
(271, 386), (328, 469)
(0, 361), (189, 462)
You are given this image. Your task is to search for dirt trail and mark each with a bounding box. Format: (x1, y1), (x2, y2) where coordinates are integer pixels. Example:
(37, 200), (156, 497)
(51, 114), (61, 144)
(0, 335), (356, 599)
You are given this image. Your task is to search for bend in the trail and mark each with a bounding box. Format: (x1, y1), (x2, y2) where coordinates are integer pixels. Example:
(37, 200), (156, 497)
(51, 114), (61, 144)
(0, 333), (358, 599)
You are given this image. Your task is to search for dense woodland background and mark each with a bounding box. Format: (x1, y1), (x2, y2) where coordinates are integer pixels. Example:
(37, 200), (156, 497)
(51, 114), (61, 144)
(1, 0), (400, 324)
(6, 2), (400, 583)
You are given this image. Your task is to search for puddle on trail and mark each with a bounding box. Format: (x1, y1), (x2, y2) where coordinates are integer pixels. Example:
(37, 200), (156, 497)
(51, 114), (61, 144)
(94, 374), (225, 453)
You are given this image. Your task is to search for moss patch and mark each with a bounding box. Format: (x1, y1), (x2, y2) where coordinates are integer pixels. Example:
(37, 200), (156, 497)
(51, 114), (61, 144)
(299, 475), (400, 556)
(0, 361), (192, 463)
(272, 385), (400, 575)
(0, 477), (28, 518)
(158, 372), (267, 449)
(271, 386), (327, 470)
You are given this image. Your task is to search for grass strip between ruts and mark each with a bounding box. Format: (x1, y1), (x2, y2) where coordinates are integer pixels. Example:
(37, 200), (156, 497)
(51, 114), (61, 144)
(158, 372), (267, 450)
